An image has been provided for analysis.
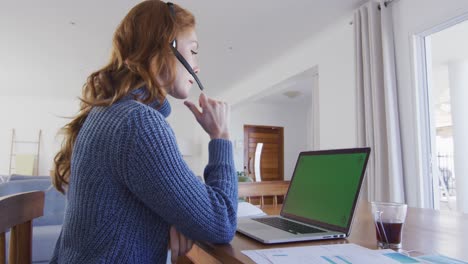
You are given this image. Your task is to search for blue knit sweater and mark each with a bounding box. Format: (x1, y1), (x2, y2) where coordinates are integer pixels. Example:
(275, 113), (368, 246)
(50, 96), (238, 263)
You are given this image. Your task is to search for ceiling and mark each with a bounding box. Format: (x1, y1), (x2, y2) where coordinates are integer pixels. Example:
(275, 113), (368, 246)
(0, 0), (364, 99)
(250, 68), (317, 106)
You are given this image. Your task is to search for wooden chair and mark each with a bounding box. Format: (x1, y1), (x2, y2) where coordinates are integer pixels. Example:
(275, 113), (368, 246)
(0, 191), (45, 264)
(238, 181), (290, 208)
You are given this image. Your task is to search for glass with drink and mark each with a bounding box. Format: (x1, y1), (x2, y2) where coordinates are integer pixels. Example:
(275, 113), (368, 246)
(371, 202), (407, 249)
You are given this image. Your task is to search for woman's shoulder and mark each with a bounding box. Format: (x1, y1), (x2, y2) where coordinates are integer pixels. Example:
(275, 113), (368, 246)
(85, 99), (167, 135)
(114, 99), (170, 132)
(118, 100), (176, 151)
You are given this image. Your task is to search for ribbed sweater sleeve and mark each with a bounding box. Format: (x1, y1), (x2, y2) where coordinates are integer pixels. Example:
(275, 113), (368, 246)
(119, 106), (237, 244)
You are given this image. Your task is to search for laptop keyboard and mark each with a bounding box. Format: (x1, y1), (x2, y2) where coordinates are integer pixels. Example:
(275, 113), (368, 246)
(253, 217), (323, 235)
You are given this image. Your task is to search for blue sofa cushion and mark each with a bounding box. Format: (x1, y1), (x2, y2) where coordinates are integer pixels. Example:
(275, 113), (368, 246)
(36, 187), (65, 226)
(9, 174), (52, 181)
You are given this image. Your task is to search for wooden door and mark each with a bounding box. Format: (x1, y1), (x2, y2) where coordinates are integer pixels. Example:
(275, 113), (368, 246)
(243, 125), (284, 181)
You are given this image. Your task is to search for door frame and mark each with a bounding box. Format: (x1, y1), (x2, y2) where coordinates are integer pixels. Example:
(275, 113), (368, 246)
(413, 12), (468, 209)
(243, 125), (284, 181)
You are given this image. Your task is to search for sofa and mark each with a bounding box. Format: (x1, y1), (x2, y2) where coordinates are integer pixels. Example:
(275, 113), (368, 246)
(0, 175), (65, 263)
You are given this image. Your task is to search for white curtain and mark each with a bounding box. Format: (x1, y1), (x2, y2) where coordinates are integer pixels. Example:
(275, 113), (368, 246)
(354, 0), (405, 203)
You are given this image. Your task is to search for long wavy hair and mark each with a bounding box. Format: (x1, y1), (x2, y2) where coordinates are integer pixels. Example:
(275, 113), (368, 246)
(52, 0), (195, 193)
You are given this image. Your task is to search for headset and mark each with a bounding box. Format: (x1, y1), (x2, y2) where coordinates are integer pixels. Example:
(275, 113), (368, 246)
(167, 2), (204, 91)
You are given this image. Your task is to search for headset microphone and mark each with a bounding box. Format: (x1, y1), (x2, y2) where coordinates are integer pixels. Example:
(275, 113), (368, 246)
(167, 2), (204, 91)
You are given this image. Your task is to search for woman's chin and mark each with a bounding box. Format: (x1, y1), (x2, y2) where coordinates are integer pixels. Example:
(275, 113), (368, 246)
(170, 92), (189, 100)
(166, 87), (190, 100)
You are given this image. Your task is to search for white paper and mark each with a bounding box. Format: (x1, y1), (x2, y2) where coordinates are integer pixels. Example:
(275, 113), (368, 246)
(416, 254), (468, 264)
(237, 202), (267, 218)
(242, 243), (422, 264)
(242, 250), (274, 264)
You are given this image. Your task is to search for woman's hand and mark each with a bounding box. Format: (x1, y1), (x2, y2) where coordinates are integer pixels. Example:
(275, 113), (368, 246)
(169, 226), (193, 264)
(184, 93), (230, 140)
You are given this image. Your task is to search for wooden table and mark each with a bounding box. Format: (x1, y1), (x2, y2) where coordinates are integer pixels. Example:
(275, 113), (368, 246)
(186, 200), (468, 263)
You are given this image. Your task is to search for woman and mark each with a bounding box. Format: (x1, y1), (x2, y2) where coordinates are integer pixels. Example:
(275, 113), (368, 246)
(51, 1), (237, 263)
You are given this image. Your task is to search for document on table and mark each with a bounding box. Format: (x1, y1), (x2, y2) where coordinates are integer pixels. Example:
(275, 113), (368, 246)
(416, 254), (468, 264)
(237, 202), (267, 218)
(242, 243), (423, 264)
(382, 251), (468, 264)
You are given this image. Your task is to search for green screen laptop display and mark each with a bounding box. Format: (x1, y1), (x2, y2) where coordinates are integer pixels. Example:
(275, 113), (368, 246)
(282, 151), (368, 228)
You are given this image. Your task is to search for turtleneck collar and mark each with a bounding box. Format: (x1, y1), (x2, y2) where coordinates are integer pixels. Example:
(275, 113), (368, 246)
(129, 86), (171, 118)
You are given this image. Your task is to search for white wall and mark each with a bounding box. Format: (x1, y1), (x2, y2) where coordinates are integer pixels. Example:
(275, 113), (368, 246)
(220, 16), (357, 150)
(392, 0), (468, 207)
(0, 96), (80, 175)
(231, 102), (309, 180)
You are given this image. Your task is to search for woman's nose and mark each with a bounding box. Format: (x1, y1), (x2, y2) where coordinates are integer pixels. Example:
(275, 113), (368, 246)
(193, 65), (200, 74)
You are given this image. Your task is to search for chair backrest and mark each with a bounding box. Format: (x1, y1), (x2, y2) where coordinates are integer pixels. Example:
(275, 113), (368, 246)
(0, 180), (51, 197)
(0, 179), (65, 226)
(238, 181), (290, 208)
(0, 191), (44, 264)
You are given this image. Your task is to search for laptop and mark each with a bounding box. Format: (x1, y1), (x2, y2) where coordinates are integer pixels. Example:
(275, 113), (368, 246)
(237, 147), (371, 244)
